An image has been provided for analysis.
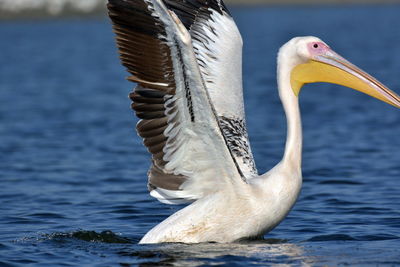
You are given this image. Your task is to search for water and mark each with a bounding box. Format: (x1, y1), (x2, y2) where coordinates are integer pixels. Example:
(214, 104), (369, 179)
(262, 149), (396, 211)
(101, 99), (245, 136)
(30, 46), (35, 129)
(1, 5), (400, 266)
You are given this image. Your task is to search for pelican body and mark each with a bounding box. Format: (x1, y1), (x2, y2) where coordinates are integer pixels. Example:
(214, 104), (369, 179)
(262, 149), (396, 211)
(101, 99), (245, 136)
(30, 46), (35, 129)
(107, 0), (400, 243)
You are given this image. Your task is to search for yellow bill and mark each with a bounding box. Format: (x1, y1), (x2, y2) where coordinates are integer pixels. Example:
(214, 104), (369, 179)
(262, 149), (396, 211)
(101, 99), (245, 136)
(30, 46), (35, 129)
(291, 49), (400, 108)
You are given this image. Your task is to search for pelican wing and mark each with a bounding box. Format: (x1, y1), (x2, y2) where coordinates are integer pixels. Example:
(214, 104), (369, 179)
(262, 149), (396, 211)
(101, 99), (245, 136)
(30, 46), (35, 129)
(108, 0), (247, 204)
(164, 0), (258, 179)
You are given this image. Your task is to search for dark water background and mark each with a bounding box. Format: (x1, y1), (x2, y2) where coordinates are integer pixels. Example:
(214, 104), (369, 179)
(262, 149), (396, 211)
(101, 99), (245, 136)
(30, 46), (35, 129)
(1, 5), (400, 266)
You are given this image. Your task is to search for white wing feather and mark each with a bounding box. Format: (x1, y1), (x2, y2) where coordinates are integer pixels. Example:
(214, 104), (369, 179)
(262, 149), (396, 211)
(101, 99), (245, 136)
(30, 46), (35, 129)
(108, 0), (256, 205)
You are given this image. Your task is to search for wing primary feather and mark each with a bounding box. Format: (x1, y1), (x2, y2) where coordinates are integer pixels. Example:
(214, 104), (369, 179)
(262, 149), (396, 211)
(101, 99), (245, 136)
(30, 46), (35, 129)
(108, 0), (253, 204)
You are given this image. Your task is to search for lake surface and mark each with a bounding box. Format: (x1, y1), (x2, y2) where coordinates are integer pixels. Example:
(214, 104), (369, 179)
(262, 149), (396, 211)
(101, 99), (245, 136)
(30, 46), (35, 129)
(1, 5), (400, 266)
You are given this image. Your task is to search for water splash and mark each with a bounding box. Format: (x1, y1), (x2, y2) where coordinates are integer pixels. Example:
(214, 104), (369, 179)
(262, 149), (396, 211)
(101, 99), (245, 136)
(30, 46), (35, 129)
(45, 230), (133, 244)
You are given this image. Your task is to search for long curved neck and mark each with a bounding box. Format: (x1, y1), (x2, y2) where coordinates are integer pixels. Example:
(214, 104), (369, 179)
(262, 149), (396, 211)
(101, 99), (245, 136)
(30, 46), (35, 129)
(277, 56), (302, 172)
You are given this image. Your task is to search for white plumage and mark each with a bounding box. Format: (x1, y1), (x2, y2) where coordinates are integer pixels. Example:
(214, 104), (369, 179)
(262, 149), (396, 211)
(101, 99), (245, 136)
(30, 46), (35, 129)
(107, 0), (400, 243)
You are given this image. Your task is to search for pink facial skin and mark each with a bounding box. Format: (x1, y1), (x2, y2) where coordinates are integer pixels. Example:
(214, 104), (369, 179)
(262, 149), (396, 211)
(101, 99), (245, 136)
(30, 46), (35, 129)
(307, 42), (330, 57)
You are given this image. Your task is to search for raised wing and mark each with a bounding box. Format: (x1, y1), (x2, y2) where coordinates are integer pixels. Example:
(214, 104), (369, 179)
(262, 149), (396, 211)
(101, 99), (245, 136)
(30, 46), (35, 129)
(108, 0), (246, 204)
(163, 0), (258, 179)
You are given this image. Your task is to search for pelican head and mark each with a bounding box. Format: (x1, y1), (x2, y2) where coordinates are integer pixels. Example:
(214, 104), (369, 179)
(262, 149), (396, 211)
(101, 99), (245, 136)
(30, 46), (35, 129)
(282, 36), (400, 108)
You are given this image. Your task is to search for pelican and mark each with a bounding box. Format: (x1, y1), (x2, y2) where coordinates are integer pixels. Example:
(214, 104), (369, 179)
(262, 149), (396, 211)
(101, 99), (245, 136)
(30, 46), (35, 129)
(107, 0), (400, 244)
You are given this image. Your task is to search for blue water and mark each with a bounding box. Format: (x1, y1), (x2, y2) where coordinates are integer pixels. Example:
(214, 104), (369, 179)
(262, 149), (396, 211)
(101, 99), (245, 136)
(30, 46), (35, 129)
(1, 5), (400, 266)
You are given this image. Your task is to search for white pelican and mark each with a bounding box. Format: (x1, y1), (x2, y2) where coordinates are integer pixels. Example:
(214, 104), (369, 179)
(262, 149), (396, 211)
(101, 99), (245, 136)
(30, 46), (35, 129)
(107, 0), (400, 243)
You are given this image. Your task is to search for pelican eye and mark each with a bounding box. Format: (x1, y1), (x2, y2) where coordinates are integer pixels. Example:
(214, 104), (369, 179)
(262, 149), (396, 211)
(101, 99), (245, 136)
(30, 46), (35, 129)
(313, 43), (319, 48)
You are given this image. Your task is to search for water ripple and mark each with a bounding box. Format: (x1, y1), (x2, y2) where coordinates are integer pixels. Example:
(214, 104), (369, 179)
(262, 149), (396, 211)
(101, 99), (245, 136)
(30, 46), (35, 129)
(307, 234), (357, 242)
(1, 5), (400, 267)
(42, 230), (132, 244)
